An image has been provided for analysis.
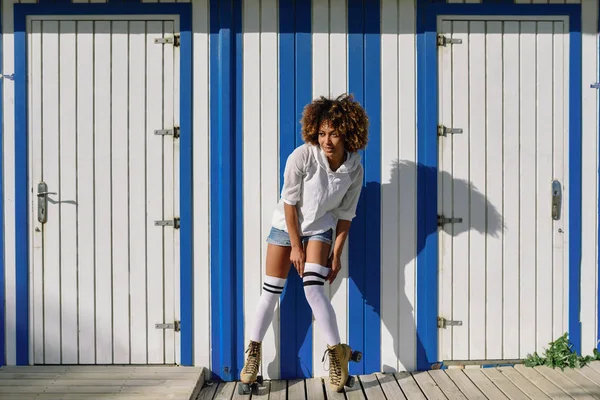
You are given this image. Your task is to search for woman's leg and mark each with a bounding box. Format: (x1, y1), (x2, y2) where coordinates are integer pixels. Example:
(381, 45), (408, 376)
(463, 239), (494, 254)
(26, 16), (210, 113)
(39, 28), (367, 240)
(302, 239), (341, 346)
(248, 243), (292, 342)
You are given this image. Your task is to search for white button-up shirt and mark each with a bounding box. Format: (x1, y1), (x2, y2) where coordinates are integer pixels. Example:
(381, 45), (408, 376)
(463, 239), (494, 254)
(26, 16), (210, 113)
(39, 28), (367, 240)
(271, 143), (364, 236)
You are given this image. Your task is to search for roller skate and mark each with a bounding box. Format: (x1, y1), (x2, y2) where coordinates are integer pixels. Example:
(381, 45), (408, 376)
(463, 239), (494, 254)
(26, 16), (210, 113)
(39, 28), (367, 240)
(322, 343), (362, 392)
(238, 340), (263, 395)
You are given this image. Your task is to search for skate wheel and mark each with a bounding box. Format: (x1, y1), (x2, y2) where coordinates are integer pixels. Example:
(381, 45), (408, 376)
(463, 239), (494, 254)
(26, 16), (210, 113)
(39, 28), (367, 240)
(238, 383), (252, 395)
(257, 375), (264, 384)
(345, 375), (356, 387)
(351, 351), (362, 362)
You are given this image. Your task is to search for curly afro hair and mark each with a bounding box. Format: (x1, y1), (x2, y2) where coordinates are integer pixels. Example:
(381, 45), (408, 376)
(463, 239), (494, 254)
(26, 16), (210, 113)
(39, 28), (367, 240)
(300, 93), (369, 153)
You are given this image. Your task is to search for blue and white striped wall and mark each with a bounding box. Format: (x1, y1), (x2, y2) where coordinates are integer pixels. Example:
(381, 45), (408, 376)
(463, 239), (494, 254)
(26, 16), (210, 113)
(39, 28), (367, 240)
(1, 0), (600, 384)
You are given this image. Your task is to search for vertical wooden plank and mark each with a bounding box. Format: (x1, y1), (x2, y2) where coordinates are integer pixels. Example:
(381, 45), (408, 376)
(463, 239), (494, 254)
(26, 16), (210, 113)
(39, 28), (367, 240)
(93, 20), (113, 364)
(502, 20), (521, 361)
(438, 19), (453, 363)
(580, 0), (599, 356)
(551, 22), (566, 341)
(146, 19), (166, 364)
(4, 0), (18, 366)
(519, 21), (537, 357)
(380, 0), (400, 373)
(192, 0), (210, 373)
(76, 20), (96, 365)
(42, 19), (61, 365)
(260, 0), (280, 379)
(328, 0), (348, 371)
(111, 20), (130, 365)
(467, 20), (487, 361)
(30, 19), (45, 365)
(535, 21), (555, 351)
(485, 21), (503, 360)
(129, 20), (148, 364)
(59, 20), (78, 365)
(397, 0), (417, 372)
(242, 0), (262, 377)
(162, 19), (176, 365)
(311, 0), (330, 379)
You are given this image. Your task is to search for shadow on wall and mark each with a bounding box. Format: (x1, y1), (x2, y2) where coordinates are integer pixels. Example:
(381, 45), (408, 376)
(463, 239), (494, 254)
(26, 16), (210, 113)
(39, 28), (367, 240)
(266, 158), (505, 376)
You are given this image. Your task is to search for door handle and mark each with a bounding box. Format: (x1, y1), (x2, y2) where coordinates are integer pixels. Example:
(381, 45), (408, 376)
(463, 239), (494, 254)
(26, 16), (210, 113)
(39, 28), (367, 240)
(552, 179), (561, 220)
(37, 182), (56, 223)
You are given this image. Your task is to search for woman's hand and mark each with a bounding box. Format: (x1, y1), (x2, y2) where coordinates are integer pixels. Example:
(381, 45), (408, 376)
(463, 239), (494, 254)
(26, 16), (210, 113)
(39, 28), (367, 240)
(290, 245), (306, 277)
(328, 255), (342, 284)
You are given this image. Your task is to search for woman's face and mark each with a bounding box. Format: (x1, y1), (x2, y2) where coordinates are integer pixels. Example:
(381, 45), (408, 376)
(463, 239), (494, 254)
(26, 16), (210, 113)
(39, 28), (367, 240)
(318, 120), (344, 160)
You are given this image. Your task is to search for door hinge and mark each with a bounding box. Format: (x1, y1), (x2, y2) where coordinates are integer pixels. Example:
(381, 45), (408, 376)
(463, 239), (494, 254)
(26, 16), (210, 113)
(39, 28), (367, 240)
(438, 317), (462, 329)
(155, 321), (180, 332)
(155, 217), (180, 229)
(591, 82), (600, 89)
(437, 34), (462, 47)
(155, 34), (180, 47)
(154, 127), (180, 138)
(437, 214), (463, 227)
(437, 125), (463, 137)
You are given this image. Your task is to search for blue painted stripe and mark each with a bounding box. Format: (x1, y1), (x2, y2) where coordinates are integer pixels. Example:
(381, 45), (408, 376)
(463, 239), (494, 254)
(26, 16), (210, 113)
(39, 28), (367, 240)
(279, 0), (313, 379)
(416, 2), (583, 368)
(209, 0), (244, 381)
(347, 0), (381, 376)
(14, 2), (193, 366)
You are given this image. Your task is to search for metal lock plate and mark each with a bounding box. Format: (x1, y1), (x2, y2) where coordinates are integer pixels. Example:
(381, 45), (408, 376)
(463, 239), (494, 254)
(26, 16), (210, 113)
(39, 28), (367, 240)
(552, 179), (561, 220)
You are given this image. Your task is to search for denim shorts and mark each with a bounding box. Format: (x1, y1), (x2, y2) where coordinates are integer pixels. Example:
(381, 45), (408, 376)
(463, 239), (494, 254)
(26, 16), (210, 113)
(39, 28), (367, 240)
(266, 227), (333, 247)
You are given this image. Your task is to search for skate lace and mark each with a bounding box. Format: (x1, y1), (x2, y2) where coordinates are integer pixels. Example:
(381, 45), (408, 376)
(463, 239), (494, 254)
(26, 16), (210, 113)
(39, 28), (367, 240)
(322, 348), (341, 385)
(245, 342), (260, 374)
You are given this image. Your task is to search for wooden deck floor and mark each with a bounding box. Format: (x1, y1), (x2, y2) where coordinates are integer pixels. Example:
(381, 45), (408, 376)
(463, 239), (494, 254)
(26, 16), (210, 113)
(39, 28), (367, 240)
(198, 362), (600, 400)
(0, 365), (206, 399)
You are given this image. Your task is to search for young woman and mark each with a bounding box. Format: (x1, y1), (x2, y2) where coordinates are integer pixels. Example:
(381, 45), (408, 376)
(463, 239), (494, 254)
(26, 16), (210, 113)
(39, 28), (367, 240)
(240, 93), (369, 394)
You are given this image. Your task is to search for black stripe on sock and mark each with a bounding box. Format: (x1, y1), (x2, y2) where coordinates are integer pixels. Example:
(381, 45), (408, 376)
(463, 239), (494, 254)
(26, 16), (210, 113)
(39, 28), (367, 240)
(264, 282), (285, 290)
(263, 286), (283, 294)
(303, 281), (325, 287)
(303, 271), (328, 280)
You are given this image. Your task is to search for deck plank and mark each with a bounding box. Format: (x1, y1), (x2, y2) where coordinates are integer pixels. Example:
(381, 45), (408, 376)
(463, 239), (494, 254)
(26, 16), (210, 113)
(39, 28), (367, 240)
(213, 381), (236, 400)
(198, 382), (219, 400)
(306, 378), (326, 400)
(480, 368), (530, 400)
(428, 370), (467, 399)
(513, 364), (573, 400)
(444, 369), (487, 400)
(269, 379), (287, 400)
(394, 372), (426, 400)
(288, 379), (307, 400)
(412, 371), (447, 400)
(324, 377), (346, 400)
(359, 374), (386, 400)
(497, 366), (551, 399)
(376, 373), (408, 400)
(463, 368), (509, 400)
(533, 365), (597, 400)
(345, 375), (366, 400)
(561, 367), (600, 399)
(232, 382), (251, 400)
(576, 366), (600, 387)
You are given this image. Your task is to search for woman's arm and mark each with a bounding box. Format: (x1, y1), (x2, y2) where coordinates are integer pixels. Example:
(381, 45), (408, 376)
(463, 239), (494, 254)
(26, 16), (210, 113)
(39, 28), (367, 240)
(284, 202), (305, 277)
(328, 219), (351, 283)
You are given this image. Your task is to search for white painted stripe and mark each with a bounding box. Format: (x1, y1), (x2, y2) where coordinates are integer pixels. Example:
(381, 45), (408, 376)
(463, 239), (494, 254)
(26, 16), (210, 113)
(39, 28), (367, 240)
(502, 20), (521, 360)
(110, 20), (130, 365)
(3, 0), (17, 366)
(242, 0), (266, 378)
(581, 0), (599, 357)
(76, 20), (96, 365)
(311, 0), (330, 379)
(192, 0), (211, 374)
(326, 0), (348, 379)
(59, 20), (78, 365)
(519, 21), (537, 358)
(397, 0), (417, 372)
(380, 0), (400, 373)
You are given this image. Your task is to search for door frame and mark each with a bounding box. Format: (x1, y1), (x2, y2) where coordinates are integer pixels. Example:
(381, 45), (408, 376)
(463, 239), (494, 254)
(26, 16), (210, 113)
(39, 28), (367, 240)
(12, 3), (193, 366)
(415, 1), (582, 371)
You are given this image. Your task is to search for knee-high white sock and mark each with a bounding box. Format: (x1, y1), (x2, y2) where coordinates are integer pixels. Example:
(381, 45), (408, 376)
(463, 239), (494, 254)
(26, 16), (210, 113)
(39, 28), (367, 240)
(249, 275), (287, 342)
(303, 262), (341, 346)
